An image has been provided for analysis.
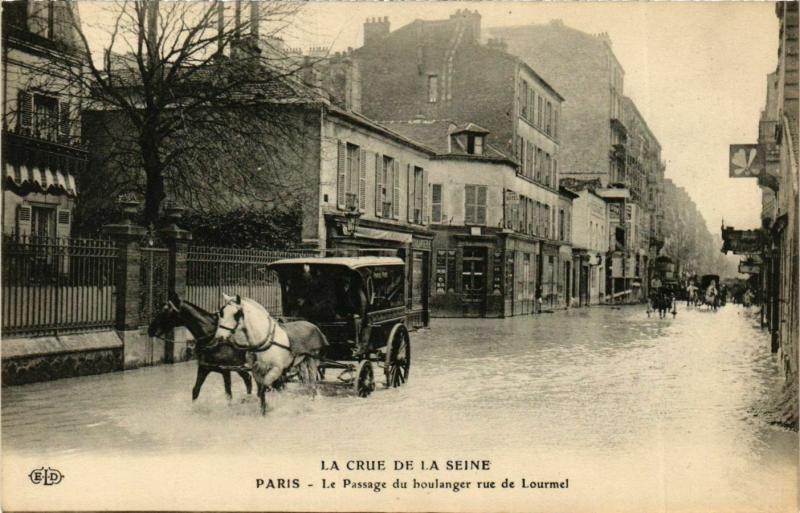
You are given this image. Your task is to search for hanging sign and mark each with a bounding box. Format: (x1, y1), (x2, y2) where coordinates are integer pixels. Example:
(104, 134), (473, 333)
(729, 144), (763, 178)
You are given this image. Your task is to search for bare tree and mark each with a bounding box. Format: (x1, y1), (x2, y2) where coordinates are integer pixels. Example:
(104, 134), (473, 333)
(45, 0), (323, 227)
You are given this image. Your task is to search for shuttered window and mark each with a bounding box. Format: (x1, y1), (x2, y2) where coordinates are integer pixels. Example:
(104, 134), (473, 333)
(374, 153), (383, 217)
(464, 185), (487, 226)
(59, 100), (70, 142)
(336, 141), (347, 209)
(17, 90), (32, 132)
(392, 160), (400, 219)
(337, 141), (362, 211)
(431, 184), (443, 223)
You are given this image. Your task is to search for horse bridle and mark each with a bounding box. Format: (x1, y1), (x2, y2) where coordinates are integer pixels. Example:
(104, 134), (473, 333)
(217, 300), (290, 354)
(150, 300), (222, 351)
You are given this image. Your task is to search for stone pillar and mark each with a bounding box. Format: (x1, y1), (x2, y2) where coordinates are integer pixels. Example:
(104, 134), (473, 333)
(158, 204), (192, 363)
(103, 201), (147, 369)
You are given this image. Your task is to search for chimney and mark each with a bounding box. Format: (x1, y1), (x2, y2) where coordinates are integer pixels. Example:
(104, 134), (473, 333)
(486, 37), (507, 53)
(250, 1), (259, 38)
(450, 9), (481, 41)
(363, 16), (390, 46)
(147, 0), (159, 59)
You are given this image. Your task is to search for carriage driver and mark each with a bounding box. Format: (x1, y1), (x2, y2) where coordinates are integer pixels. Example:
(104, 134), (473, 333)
(338, 273), (371, 357)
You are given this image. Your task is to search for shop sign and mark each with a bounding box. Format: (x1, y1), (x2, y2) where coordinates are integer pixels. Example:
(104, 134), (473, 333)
(721, 227), (764, 254)
(729, 144), (763, 178)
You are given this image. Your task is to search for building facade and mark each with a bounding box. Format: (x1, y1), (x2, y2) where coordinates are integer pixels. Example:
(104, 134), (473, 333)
(2, 1), (84, 238)
(352, 10), (570, 317)
(490, 20), (667, 302)
(723, 2), (797, 428)
(384, 120), (572, 317)
(563, 180), (609, 305)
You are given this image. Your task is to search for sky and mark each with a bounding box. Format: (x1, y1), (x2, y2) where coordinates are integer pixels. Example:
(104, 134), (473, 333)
(77, 1), (780, 235)
(287, 1), (779, 235)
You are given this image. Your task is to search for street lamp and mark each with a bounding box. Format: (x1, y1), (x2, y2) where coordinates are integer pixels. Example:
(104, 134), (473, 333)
(343, 206), (362, 237)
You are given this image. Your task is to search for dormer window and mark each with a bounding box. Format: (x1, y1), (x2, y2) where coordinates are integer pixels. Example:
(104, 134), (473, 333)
(468, 135), (483, 155)
(449, 123), (489, 156)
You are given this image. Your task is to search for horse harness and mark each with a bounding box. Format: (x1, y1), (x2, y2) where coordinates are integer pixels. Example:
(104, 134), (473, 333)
(217, 303), (292, 354)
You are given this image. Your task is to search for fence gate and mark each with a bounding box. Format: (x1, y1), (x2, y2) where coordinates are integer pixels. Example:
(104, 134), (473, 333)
(139, 246), (170, 365)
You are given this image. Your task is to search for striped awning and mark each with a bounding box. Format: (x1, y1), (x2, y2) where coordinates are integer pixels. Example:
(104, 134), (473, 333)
(5, 162), (77, 197)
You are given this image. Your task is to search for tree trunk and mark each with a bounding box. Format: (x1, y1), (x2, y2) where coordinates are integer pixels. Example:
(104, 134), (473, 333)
(141, 130), (165, 227)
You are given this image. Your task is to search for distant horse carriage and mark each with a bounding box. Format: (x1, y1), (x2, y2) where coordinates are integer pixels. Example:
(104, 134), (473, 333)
(214, 256), (412, 415)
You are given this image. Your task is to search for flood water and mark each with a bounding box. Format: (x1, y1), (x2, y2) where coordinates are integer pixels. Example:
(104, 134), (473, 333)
(3, 304), (797, 511)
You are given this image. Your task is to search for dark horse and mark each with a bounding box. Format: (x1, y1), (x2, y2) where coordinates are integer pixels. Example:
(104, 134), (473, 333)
(148, 293), (252, 401)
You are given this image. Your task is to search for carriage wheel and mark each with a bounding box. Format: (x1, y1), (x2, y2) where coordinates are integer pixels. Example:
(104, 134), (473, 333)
(354, 360), (375, 398)
(385, 324), (411, 388)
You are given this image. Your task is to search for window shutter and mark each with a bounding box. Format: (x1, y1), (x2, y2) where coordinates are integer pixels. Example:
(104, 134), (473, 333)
(16, 205), (32, 237)
(17, 90), (32, 132)
(359, 148), (367, 212)
(477, 186), (487, 225)
(440, 184), (446, 222)
(56, 208), (71, 238)
(407, 164), (414, 223)
(375, 153), (383, 217)
(392, 160), (400, 219)
(421, 167), (427, 224)
(464, 185), (475, 224)
(336, 140), (346, 210)
(59, 100), (70, 142)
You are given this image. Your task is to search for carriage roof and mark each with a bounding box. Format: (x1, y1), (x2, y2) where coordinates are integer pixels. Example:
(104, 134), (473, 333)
(268, 256), (405, 270)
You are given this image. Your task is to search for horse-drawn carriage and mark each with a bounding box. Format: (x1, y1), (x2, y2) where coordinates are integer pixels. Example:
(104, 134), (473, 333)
(149, 255), (414, 415)
(266, 256), (411, 398)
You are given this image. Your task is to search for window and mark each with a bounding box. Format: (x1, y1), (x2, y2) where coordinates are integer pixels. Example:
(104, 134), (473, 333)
(526, 141), (533, 179)
(434, 250), (456, 294)
(544, 153), (551, 187)
(34, 94), (59, 141)
(559, 209), (565, 241)
(428, 75), (438, 103)
(535, 148), (543, 182)
(553, 158), (558, 188)
(467, 135), (483, 155)
(528, 90), (535, 122)
(462, 247), (486, 301)
(413, 166), (424, 223)
(346, 143), (361, 209)
(376, 155), (395, 217)
(545, 204), (551, 238)
(337, 141), (364, 211)
(431, 184), (443, 223)
(520, 80), (528, 118)
(464, 185), (487, 225)
(537, 96), (543, 127)
(545, 101), (552, 135)
(553, 108), (559, 139)
(32, 206), (56, 239)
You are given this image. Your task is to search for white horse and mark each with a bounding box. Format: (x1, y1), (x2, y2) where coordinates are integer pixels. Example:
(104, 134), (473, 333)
(214, 293), (322, 415)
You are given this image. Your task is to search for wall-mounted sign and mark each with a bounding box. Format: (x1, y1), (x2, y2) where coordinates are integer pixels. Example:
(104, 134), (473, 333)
(721, 227), (764, 254)
(729, 144), (763, 178)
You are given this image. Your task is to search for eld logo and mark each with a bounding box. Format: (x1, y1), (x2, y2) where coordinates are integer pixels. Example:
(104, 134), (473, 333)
(28, 467), (64, 486)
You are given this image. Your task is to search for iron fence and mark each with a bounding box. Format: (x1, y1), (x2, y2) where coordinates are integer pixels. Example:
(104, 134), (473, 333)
(2, 235), (117, 336)
(186, 246), (315, 315)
